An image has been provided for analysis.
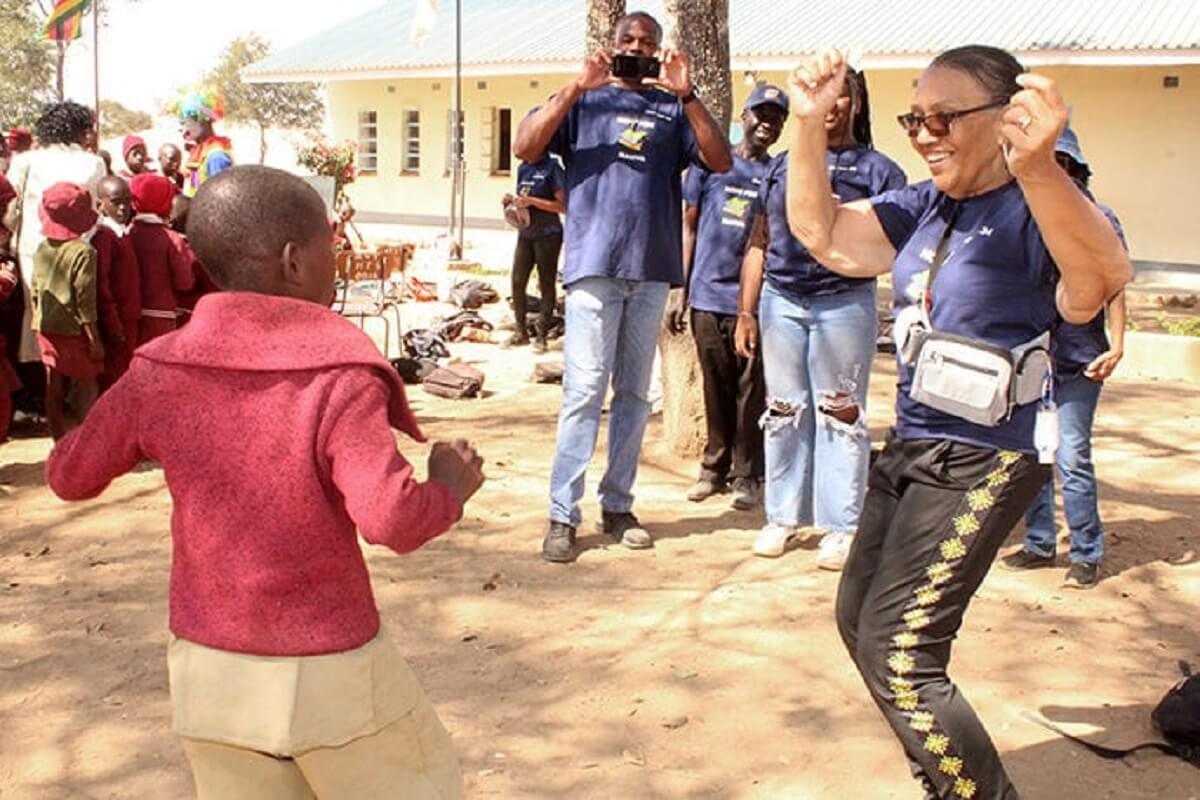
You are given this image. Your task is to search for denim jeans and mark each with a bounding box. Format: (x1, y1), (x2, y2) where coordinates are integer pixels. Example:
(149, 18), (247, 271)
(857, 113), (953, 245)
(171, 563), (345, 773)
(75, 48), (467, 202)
(1022, 372), (1105, 564)
(758, 281), (876, 533)
(548, 277), (670, 527)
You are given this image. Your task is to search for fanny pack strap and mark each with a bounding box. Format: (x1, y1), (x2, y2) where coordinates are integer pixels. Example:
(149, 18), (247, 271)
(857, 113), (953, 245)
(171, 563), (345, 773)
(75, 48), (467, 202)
(920, 200), (963, 327)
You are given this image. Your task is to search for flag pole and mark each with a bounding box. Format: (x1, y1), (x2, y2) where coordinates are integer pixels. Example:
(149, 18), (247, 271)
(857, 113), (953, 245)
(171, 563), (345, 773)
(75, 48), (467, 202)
(92, 0), (101, 134)
(453, 0), (463, 257)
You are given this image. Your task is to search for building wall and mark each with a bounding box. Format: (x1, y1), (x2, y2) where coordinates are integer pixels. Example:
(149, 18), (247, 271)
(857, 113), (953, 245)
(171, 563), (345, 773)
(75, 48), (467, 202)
(329, 63), (1200, 264)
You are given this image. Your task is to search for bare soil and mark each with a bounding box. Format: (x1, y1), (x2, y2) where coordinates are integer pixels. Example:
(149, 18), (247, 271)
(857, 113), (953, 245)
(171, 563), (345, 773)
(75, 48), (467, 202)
(2, 332), (1198, 799)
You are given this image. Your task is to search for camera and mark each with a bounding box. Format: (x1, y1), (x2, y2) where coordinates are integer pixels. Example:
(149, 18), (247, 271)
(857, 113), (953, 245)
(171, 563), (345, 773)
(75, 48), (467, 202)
(611, 54), (661, 81)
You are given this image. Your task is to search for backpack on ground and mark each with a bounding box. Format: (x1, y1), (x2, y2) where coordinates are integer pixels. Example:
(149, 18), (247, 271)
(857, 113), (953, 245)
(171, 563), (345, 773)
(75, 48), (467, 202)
(450, 279), (500, 310)
(402, 329), (451, 360)
(422, 360), (485, 399)
(1027, 660), (1200, 767)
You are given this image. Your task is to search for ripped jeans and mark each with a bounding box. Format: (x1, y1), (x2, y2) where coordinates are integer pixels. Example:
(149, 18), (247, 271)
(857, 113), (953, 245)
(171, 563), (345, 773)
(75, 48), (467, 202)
(758, 280), (876, 533)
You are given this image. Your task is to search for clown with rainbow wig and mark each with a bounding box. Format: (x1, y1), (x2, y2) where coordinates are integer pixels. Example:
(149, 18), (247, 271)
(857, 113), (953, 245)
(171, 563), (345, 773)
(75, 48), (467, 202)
(172, 88), (234, 197)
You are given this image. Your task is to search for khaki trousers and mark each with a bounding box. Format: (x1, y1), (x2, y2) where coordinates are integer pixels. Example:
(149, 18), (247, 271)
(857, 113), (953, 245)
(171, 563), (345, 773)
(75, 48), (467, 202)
(169, 633), (462, 799)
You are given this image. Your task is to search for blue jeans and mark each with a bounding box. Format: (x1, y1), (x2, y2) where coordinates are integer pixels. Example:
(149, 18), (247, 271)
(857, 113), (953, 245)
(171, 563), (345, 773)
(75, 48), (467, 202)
(548, 277), (670, 527)
(1023, 372), (1105, 564)
(758, 281), (876, 533)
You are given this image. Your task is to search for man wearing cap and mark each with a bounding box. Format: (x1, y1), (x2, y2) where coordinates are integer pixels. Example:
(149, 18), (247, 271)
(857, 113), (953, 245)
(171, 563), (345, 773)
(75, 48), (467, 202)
(514, 11), (732, 562)
(120, 135), (152, 178)
(173, 88), (233, 197)
(1001, 125), (1127, 588)
(666, 84), (789, 511)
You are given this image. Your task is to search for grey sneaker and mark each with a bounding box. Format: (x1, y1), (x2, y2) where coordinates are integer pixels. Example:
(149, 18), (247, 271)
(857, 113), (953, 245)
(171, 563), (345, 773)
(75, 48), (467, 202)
(597, 511), (653, 549)
(999, 549), (1056, 571)
(541, 521), (577, 563)
(1064, 561), (1099, 589)
(687, 476), (725, 502)
(730, 477), (759, 510)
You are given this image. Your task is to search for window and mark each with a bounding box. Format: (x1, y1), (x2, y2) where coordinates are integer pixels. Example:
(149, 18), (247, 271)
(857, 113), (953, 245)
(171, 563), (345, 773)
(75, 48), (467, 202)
(357, 110), (378, 173)
(402, 110), (420, 174)
(445, 109), (465, 175)
(479, 107), (513, 176)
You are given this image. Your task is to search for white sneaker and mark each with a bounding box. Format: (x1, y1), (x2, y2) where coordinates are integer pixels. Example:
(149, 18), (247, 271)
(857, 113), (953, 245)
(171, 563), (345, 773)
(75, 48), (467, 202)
(753, 523), (796, 558)
(817, 530), (853, 571)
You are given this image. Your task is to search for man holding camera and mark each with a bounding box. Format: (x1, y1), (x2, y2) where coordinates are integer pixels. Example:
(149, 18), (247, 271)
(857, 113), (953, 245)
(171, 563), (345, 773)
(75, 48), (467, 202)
(515, 11), (732, 563)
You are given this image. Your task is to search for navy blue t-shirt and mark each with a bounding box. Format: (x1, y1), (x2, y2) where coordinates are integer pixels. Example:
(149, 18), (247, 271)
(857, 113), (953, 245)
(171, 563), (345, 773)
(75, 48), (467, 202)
(760, 147), (907, 300)
(515, 156), (564, 240)
(548, 85), (702, 287)
(683, 154), (768, 315)
(872, 180), (1059, 453)
(1051, 204), (1126, 377)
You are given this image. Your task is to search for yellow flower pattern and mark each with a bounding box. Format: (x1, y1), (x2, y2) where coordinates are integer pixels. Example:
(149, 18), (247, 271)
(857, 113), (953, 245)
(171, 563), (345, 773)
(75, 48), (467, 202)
(925, 733), (950, 755)
(879, 451), (1019, 798)
(940, 756), (964, 776)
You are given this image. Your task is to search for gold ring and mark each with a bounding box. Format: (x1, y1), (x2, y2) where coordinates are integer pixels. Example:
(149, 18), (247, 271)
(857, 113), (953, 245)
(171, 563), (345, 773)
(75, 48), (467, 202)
(1019, 116), (1032, 132)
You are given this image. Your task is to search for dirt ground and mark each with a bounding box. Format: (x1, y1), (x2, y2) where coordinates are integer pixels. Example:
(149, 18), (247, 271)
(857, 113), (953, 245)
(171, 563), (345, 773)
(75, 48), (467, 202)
(2, 322), (1199, 799)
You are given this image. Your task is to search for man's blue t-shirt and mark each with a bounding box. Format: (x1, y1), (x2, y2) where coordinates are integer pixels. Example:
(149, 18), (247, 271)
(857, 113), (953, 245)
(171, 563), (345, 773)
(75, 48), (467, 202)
(760, 147), (907, 299)
(515, 156), (564, 240)
(548, 85), (702, 287)
(872, 179), (1060, 453)
(1051, 204), (1126, 378)
(683, 154), (768, 315)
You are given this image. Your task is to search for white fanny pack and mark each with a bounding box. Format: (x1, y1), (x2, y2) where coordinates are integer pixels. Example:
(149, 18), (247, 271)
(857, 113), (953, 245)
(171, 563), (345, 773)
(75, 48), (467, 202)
(905, 326), (1051, 427)
(894, 203), (1052, 428)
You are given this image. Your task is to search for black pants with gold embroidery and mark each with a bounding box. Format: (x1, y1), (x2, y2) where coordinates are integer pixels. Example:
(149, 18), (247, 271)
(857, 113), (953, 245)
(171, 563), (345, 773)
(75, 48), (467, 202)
(837, 435), (1048, 800)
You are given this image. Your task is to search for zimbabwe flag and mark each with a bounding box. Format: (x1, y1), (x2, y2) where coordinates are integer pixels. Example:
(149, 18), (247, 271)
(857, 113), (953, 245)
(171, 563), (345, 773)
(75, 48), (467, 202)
(44, 0), (92, 42)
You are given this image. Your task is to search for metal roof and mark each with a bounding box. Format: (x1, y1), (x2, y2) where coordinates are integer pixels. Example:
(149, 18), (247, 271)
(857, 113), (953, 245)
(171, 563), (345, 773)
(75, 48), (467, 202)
(243, 0), (1200, 81)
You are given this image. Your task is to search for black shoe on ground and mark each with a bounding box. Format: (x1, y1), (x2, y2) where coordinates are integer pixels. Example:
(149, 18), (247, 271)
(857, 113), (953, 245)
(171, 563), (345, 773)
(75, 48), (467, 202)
(1064, 561), (1099, 589)
(597, 510), (653, 549)
(999, 549), (1056, 571)
(686, 476), (725, 502)
(532, 336), (548, 354)
(541, 521), (577, 563)
(730, 477), (759, 510)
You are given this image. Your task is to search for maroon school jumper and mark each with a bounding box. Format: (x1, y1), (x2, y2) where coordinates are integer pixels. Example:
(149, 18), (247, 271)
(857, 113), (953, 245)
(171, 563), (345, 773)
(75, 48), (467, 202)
(91, 223), (141, 387)
(127, 216), (194, 346)
(46, 292), (462, 656)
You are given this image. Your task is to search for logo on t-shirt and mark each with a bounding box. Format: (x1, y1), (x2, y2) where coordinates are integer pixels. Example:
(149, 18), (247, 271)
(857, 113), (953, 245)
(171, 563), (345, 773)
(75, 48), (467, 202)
(723, 196), (751, 220)
(619, 126), (649, 152)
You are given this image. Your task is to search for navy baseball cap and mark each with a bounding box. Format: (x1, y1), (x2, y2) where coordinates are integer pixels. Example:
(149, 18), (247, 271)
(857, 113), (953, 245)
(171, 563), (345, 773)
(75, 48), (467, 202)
(744, 83), (789, 114)
(1055, 125), (1090, 175)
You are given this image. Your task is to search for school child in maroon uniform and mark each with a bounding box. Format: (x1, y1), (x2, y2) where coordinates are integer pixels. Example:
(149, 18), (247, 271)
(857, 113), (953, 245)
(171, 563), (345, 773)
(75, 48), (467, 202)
(46, 165), (483, 798)
(128, 173), (195, 345)
(92, 175), (141, 387)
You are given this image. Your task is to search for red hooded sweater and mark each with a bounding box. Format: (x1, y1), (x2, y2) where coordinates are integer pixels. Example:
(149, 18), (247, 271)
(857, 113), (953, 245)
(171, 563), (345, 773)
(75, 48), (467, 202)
(47, 292), (461, 656)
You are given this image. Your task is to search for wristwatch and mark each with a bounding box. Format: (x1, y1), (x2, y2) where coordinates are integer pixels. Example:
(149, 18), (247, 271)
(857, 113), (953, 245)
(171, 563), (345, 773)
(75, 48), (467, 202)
(681, 87), (698, 105)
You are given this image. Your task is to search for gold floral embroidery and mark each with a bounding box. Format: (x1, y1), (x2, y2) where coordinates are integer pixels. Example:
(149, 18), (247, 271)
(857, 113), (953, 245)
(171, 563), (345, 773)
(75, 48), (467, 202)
(927, 562), (953, 585)
(966, 488), (994, 512)
(904, 608), (932, 630)
(910, 711), (936, 732)
(940, 538), (967, 560)
(915, 585), (942, 607)
(955, 777), (978, 798)
(893, 631), (920, 649)
(924, 733), (950, 755)
(953, 513), (981, 537)
(888, 651), (915, 675)
(940, 756), (964, 776)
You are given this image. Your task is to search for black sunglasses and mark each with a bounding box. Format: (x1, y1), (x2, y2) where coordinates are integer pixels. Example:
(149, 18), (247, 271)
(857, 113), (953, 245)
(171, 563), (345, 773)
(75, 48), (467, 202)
(896, 100), (1006, 138)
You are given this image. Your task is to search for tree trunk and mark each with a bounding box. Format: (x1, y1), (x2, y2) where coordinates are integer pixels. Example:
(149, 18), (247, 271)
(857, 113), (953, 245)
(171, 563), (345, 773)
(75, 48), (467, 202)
(659, 0), (732, 459)
(586, 0), (625, 55)
(258, 122), (268, 164)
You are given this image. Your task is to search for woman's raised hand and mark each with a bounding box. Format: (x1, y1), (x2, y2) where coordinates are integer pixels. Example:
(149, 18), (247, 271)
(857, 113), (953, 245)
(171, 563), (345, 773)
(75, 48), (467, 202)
(788, 49), (849, 122)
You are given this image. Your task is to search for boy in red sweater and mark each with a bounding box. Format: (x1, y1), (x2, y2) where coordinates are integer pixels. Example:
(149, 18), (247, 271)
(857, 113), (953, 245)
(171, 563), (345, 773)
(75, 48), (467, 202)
(47, 165), (484, 798)
(92, 175), (141, 388)
(127, 173), (195, 344)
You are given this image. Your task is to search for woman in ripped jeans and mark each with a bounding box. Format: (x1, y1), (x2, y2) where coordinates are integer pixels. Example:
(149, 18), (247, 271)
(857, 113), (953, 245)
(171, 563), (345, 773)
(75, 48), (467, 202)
(735, 67), (906, 568)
